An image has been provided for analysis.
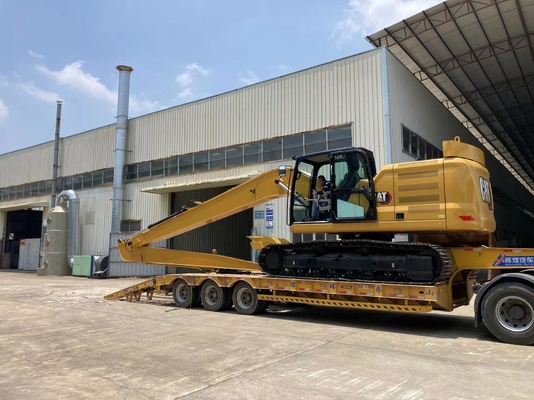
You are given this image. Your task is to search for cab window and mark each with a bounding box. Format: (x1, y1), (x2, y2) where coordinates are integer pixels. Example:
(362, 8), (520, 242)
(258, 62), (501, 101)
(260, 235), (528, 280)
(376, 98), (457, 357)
(332, 152), (370, 219)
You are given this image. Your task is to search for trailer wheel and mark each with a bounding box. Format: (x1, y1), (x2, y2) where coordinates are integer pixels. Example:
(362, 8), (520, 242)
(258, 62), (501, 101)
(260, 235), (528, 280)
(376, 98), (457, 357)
(172, 278), (199, 308)
(201, 280), (232, 312)
(232, 282), (268, 315)
(481, 282), (534, 345)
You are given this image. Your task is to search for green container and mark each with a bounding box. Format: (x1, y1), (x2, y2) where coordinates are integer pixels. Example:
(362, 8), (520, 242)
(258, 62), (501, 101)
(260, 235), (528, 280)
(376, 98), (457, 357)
(72, 255), (94, 277)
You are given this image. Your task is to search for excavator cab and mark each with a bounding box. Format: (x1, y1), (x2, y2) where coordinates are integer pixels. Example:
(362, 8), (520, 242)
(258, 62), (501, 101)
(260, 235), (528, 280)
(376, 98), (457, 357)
(288, 147), (378, 225)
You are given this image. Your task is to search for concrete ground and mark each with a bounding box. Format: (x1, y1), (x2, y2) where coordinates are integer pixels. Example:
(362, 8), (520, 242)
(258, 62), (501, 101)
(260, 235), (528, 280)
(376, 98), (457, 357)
(1, 271), (533, 400)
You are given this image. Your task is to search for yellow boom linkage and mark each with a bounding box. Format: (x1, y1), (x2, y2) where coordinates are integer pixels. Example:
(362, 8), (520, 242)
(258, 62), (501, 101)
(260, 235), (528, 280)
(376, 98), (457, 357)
(117, 167), (298, 272)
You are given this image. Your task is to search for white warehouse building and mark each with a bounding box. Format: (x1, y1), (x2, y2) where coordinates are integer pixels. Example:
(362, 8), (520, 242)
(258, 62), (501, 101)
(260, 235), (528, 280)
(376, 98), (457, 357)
(1, 45), (533, 275)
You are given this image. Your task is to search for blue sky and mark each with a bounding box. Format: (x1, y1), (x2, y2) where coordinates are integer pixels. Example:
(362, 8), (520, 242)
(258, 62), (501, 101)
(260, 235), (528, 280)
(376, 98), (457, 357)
(0, 0), (441, 154)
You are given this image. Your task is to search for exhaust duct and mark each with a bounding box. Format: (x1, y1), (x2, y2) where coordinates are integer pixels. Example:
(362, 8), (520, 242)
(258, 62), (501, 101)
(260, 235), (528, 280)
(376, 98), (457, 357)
(111, 65), (133, 233)
(57, 190), (80, 267)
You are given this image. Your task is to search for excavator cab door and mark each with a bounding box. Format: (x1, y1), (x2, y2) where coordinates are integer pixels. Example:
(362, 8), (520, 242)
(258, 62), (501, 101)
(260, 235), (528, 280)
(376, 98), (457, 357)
(289, 147), (377, 224)
(329, 149), (377, 221)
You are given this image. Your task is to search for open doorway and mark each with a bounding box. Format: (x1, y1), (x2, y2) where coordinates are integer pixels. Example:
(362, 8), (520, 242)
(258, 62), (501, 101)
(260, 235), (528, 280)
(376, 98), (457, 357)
(2, 209), (43, 269)
(169, 185), (253, 272)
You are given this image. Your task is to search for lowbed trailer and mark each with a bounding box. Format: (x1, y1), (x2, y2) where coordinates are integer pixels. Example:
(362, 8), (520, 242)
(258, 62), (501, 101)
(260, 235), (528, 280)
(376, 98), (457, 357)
(105, 246), (534, 345)
(106, 139), (534, 345)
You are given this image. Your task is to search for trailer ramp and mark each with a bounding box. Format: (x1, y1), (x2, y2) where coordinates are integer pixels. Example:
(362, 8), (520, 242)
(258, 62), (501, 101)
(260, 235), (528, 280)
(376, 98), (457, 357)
(104, 278), (157, 302)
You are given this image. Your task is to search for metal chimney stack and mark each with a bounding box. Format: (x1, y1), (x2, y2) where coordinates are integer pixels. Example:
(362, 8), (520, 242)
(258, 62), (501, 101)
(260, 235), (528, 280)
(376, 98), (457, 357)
(111, 65), (133, 233)
(50, 101), (62, 208)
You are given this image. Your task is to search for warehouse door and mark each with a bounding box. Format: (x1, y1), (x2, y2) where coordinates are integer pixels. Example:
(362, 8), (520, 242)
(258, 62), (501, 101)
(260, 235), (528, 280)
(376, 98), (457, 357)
(3, 209), (43, 269)
(170, 186), (253, 263)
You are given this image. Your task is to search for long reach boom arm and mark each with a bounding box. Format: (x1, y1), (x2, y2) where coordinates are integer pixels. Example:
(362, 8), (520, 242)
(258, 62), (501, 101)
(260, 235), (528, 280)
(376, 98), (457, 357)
(117, 167), (296, 272)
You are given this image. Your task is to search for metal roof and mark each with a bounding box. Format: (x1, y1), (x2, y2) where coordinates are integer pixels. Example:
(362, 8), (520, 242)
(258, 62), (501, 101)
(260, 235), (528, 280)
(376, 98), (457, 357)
(366, 0), (534, 195)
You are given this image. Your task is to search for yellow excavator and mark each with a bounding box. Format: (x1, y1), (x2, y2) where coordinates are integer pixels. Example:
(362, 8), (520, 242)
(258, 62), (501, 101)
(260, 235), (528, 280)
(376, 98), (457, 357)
(119, 136), (495, 285)
(112, 136), (534, 345)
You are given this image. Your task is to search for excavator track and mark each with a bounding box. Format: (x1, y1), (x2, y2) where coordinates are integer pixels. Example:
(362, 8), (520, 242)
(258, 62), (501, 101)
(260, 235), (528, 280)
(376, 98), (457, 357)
(258, 239), (453, 285)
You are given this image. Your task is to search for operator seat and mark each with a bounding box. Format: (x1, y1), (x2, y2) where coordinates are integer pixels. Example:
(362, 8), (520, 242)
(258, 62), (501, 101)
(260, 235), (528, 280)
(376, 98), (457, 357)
(347, 179), (370, 214)
(337, 172), (361, 201)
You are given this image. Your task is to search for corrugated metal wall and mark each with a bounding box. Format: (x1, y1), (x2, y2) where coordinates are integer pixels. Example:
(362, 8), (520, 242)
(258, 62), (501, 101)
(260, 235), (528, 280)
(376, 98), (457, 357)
(386, 50), (534, 234)
(0, 124), (115, 187)
(108, 232), (167, 277)
(0, 143), (54, 187)
(126, 49), (385, 166)
(78, 187), (114, 255)
(59, 124), (115, 176)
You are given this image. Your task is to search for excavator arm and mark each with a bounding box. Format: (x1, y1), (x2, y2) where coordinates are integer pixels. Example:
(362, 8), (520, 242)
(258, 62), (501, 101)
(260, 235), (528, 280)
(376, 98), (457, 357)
(117, 166), (301, 272)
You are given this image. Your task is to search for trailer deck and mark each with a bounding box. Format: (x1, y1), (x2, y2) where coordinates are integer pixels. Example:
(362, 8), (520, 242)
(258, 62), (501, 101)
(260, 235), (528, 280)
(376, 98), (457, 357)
(104, 272), (464, 313)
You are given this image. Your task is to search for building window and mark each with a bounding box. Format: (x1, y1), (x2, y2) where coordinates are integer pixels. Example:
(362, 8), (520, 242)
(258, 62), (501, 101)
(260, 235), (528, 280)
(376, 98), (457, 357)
(244, 143), (262, 165)
(103, 169), (114, 185)
(30, 182), (39, 197)
(82, 173), (93, 189)
(125, 165), (137, 182)
(151, 160), (164, 178)
(193, 152), (209, 172)
(305, 129), (326, 153)
(327, 125), (352, 149)
(164, 157), (178, 176)
(138, 162), (151, 180)
(0, 124), (355, 200)
(92, 171), (103, 187)
(179, 154), (193, 174)
(226, 146), (244, 167)
(46, 180), (52, 194)
(263, 138), (282, 162)
(209, 149), (226, 170)
(37, 181), (46, 196)
(72, 175), (83, 190)
(283, 134), (303, 159)
(120, 219), (141, 232)
(402, 126), (443, 160)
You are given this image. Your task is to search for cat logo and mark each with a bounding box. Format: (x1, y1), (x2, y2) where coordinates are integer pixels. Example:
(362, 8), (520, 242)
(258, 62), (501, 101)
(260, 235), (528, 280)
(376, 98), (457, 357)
(479, 177), (493, 210)
(376, 191), (392, 206)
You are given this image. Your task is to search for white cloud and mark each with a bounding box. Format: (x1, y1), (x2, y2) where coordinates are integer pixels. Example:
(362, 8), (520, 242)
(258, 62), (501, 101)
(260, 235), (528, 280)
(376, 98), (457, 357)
(331, 0), (442, 46)
(176, 72), (192, 87)
(0, 99), (8, 122)
(239, 70), (259, 86)
(176, 63), (211, 86)
(35, 60), (162, 113)
(178, 87), (194, 100)
(175, 63), (211, 101)
(19, 81), (62, 103)
(37, 61), (116, 103)
(29, 50), (45, 60)
(0, 75), (8, 86)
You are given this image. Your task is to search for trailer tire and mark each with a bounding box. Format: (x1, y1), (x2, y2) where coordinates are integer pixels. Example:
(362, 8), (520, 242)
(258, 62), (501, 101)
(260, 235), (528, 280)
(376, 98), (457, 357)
(172, 278), (200, 308)
(481, 282), (534, 345)
(232, 282), (268, 315)
(201, 280), (232, 312)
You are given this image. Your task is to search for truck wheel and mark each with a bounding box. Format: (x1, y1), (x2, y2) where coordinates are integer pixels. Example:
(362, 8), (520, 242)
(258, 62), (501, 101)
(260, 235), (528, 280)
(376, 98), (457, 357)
(201, 280), (232, 312)
(481, 282), (534, 345)
(232, 282), (268, 315)
(172, 278), (199, 308)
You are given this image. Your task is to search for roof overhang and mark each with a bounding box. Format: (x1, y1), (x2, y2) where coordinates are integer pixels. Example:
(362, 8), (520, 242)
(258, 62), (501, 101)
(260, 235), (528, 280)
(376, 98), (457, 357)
(366, 0), (534, 195)
(0, 200), (49, 212)
(140, 173), (263, 194)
